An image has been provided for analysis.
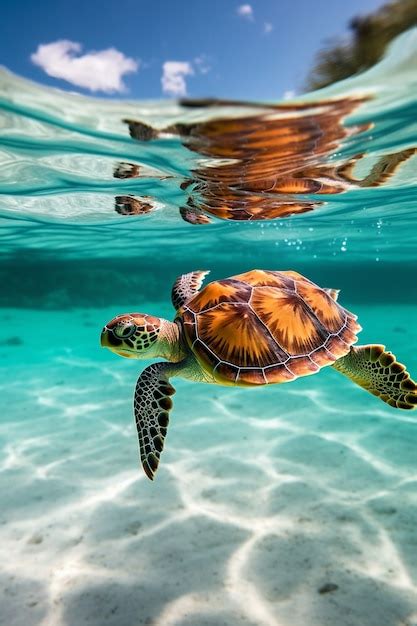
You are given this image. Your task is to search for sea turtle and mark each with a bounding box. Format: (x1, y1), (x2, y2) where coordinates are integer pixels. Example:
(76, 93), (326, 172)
(100, 270), (417, 479)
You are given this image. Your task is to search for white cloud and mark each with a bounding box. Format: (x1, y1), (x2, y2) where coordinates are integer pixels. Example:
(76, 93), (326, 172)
(264, 22), (274, 34)
(30, 40), (138, 93)
(237, 4), (254, 20)
(194, 55), (211, 75)
(161, 61), (194, 97)
(283, 90), (295, 100)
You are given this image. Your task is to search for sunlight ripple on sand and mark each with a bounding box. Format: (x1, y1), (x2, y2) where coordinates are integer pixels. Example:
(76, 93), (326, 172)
(1, 307), (417, 626)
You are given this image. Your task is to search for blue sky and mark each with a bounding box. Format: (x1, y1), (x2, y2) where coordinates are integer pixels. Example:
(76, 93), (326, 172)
(1, 0), (386, 100)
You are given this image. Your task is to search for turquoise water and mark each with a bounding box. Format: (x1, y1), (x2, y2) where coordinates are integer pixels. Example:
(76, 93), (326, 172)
(1, 30), (417, 626)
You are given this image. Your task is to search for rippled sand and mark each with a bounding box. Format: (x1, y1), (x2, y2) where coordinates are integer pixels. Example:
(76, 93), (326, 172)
(1, 305), (417, 626)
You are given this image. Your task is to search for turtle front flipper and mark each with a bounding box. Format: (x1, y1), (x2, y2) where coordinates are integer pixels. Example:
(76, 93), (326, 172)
(333, 345), (417, 409)
(179, 205), (212, 225)
(123, 119), (185, 141)
(115, 195), (155, 216)
(123, 119), (160, 141)
(171, 270), (210, 310)
(134, 362), (183, 480)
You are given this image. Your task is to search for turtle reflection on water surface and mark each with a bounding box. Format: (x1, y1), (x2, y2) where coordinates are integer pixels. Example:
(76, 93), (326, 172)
(114, 96), (416, 224)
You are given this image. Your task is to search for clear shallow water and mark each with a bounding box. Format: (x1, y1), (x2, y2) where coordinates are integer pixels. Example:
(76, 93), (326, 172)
(1, 30), (417, 626)
(1, 30), (417, 265)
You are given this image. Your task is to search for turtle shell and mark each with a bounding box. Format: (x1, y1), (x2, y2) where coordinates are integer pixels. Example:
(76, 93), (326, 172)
(180, 269), (361, 385)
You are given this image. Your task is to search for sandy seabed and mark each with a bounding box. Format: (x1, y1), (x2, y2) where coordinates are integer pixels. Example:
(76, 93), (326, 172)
(0, 305), (416, 626)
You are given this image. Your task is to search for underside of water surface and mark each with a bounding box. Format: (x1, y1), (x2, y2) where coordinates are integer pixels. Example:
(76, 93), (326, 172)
(1, 29), (417, 626)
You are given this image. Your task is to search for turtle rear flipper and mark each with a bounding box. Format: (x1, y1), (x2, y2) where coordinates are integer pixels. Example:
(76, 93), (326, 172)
(171, 270), (210, 311)
(333, 344), (417, 409)
(359, 148), (417, 187)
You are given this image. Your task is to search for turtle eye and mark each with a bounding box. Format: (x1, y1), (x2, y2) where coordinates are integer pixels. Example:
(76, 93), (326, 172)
(114, 322), (136, 339)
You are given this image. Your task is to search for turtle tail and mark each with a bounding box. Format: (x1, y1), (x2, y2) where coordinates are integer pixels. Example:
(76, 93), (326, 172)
(333, 344), (417, 409)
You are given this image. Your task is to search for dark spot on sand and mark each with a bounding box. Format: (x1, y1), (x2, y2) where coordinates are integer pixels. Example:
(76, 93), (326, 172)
(0, 336), (23, 346)
(318, 582), (339, 594)
(375, 506), (397, 515)
(201, 488), (218, 499)
(27, 533), (43, 545)
(126, 521), (143, 535)
(107, 606), (119, 616)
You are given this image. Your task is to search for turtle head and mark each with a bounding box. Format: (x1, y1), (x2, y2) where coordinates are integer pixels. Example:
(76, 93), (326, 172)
(101, 313), (162, 359)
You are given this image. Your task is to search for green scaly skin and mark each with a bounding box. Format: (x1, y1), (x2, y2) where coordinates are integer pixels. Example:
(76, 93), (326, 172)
(151, 318), (214, 383)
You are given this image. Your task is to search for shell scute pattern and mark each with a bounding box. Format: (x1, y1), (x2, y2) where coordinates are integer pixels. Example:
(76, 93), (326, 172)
(249, 285), (330, 355)
(294, 281), (343, 332)
(186, 279), (251, 313)
(182, 270), (361, 385)
(196, 302), (288, 368)
(233, 269), (295, 289)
